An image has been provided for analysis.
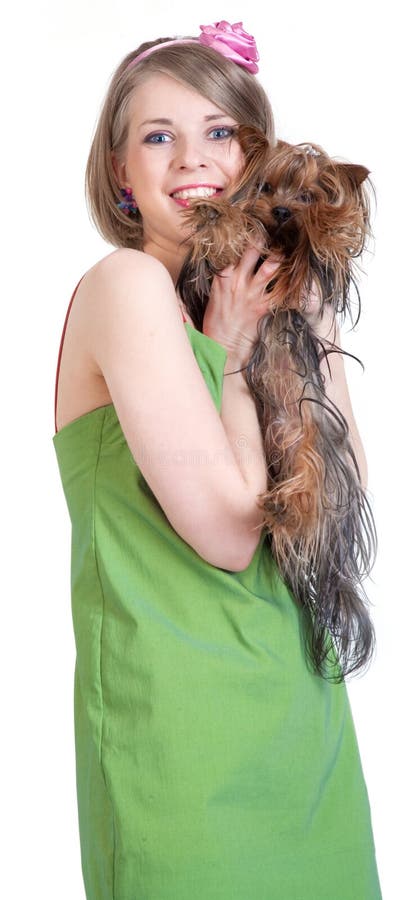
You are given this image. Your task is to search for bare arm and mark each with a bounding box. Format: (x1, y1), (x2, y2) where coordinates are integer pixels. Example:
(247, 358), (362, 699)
(219, 354), (268, 544)
(82, 248), (275, 571)
(202, 244), (280, 559)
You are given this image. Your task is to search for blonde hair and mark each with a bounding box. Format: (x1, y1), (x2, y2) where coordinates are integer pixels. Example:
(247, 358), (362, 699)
(85, 37), (276, 248)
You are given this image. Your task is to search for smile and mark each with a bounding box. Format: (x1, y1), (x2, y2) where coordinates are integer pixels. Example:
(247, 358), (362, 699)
(170, 186), (223, 200)
(169, 185), (224, 209)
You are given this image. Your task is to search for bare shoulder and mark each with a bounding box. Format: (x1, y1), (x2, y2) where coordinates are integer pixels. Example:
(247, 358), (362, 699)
(55, 249), (177, 432)
(81, 248), (180, 362)
(92, 246), (169, 275)
(82, 247), (172, 301)
(82, 248), (196, 328)
(75, 248), (178, 361)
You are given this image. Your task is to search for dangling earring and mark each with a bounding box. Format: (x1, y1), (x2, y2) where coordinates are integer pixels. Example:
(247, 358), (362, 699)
(117, 187), (139, 216)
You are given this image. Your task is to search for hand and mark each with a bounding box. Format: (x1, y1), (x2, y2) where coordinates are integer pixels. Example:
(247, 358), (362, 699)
(202, 242), (280, 364)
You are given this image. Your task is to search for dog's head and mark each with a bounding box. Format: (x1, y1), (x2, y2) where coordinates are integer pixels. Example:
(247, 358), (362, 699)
(250, 140), (371, 313)
(254, 140), (370, 256)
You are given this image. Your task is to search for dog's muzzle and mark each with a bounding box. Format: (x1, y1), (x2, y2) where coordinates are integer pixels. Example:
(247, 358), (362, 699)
(272, 206), (292, 224)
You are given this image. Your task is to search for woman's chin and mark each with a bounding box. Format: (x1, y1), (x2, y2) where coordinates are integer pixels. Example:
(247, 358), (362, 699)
(177, 222), (195, 245)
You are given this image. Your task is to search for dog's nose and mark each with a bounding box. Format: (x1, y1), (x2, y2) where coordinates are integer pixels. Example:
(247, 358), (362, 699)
(272, 206), (291, 223)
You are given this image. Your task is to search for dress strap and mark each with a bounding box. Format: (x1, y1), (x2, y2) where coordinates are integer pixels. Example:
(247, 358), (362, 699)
(54, 277), (188, 433)
(54, 277), (84, 434)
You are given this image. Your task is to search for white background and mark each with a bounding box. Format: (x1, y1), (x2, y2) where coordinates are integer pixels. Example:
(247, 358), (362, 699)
(1, 1), (416, 897)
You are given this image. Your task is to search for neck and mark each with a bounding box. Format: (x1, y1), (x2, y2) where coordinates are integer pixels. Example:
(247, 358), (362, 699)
(142, 236), (190, 285)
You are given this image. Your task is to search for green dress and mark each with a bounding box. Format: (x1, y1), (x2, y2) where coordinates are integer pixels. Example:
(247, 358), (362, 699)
(53, 316), (382, 900)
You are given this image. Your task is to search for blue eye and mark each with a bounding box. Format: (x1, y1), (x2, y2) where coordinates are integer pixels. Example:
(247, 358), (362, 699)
(145, 133), (171, 143)
(144, 127), (236, 144)
(210, 127), (235, 139)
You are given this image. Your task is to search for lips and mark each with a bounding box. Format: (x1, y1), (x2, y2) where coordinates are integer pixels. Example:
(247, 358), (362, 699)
(170, 185), (224, 208)
(169, 183), (224, 196)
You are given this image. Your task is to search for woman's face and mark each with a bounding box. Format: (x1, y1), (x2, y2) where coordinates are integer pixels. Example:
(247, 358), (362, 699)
(114, 72), (245, 256)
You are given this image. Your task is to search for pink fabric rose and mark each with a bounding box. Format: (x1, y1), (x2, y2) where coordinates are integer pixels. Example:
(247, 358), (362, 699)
(198, 21), (260, 73)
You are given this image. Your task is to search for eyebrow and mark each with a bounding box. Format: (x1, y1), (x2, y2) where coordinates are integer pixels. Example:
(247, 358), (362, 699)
(138, 114), (230, 129)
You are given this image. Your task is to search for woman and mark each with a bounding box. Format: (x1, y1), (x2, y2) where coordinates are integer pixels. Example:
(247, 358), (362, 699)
(53, 21), (382, 899)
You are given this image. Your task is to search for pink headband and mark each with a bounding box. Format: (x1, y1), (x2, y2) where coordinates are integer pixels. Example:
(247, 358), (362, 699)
(126, 21), (260, 74)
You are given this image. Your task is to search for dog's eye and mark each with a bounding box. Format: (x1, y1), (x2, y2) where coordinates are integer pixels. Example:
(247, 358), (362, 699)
(259, 182), (273, 194)
(298, 191), (314, 204)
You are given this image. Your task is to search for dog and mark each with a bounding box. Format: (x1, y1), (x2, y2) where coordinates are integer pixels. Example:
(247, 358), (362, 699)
(176, 127), (377, 683)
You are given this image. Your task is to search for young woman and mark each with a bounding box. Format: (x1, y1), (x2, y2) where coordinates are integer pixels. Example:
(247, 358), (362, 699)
(53, 21), (382, 899)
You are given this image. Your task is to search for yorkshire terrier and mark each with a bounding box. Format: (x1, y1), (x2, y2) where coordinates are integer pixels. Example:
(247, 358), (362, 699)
(176, 126), (377, 683)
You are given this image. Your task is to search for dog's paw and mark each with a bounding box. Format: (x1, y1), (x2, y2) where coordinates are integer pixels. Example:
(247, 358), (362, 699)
(181, 197), (225, 231)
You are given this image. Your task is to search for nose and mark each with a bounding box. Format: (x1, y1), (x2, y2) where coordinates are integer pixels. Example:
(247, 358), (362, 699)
(173, 135), (208, 170)
(272, 206), (292, 224)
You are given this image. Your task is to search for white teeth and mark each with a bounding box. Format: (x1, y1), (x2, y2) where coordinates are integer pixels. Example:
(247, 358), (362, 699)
(171, 187), (220, 199)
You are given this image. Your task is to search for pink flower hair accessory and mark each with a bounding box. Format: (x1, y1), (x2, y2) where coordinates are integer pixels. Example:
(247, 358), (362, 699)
(198, 21), (259, 73)
(126, 20), (260, 74)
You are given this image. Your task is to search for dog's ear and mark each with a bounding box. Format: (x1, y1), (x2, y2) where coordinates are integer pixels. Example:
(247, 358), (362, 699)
(338, 163), (370, 186)
(226, 125), (272, 203)
(274, 139), (293, 153)
(236, 124), (270, 159)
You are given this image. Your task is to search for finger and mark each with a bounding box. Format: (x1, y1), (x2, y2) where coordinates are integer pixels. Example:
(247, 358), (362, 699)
(253, 253), (282, 283)
(226, 244), (261, 277)
(218, 241), (275, 279)
(214, 263), (235, 277)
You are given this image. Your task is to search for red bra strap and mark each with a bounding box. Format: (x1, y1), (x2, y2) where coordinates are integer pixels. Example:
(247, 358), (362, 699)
(54, 276), (188, 433)
(54, 277), (84, 434)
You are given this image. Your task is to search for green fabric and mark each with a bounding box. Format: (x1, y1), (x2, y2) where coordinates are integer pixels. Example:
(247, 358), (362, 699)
(53, 322), (381, 899)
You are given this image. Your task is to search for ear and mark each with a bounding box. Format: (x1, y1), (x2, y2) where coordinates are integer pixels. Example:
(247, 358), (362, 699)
(229, 125), (272, 202)
(274, 139), (293, 153)
(339, 163), (370, 186)
(111, 151), (130, 189)
(236, 124), (270, 159)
